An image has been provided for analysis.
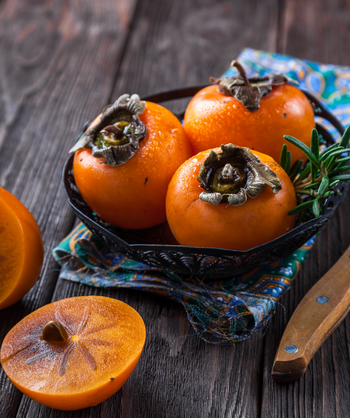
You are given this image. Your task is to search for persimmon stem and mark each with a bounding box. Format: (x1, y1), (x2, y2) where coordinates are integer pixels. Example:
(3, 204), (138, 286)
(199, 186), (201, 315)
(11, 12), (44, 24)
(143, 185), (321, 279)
(221, 163), (234, 180)
(231, 60), (251, 87)
(101, 125), (124, 139)
(198, 144), (281, 206)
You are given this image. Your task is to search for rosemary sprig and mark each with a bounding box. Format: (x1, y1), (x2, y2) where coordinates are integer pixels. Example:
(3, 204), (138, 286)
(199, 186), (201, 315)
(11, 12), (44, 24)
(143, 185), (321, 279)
(279, 126), (350, 218)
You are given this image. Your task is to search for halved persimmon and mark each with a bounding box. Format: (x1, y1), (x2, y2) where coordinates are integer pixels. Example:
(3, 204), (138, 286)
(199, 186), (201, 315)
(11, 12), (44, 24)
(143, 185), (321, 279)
(72, 94), (192, 230)
(184, 61), (315, 165)
(0, 296), (146, 410)
(0, 187), (44, 310)
(166, 144), (296, 251)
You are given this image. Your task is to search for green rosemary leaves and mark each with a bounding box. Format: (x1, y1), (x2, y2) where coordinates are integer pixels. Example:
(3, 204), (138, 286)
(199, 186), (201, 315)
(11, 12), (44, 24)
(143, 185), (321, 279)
(279, 126), (350, 217)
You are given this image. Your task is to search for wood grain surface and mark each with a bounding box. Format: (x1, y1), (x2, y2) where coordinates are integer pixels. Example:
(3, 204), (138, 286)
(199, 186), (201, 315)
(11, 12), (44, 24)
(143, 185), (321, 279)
(0, 0), (350, 417)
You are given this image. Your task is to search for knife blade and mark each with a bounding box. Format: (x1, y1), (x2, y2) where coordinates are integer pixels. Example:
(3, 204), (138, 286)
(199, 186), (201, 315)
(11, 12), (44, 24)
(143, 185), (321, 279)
(271, 245), (350, 383)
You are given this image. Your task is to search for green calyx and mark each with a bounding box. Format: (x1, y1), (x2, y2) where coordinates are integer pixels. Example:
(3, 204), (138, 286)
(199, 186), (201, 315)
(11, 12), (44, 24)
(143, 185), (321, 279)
(69, 94), (147, 166)
(198, 144), (282, 206)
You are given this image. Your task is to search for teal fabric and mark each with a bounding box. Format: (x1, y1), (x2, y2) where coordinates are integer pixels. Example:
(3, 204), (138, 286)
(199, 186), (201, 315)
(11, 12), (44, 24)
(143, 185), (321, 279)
(52, 224), (315, 344)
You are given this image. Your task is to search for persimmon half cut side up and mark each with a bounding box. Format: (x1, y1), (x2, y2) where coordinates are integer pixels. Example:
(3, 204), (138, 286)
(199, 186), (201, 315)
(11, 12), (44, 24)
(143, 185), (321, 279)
(0, 188), (44, 310)
(0, 296), (146, 410)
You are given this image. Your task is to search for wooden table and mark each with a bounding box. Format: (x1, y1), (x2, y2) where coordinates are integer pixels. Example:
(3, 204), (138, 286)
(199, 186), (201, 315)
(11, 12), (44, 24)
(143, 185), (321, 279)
(1, 0), (350, 416)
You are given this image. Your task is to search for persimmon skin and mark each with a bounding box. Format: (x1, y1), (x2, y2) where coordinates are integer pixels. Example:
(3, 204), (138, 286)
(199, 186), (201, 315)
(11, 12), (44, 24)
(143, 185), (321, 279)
(73, 101), (192, 230)
(0, 188), (44, 310)
(0, 296), (146, 411)
(184, 84), (315, 165)
(166, 148), (297, 251)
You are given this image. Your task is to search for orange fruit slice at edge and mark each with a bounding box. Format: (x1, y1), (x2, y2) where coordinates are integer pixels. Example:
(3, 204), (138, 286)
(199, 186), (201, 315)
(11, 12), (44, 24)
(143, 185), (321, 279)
(0, 296), (146, 410)
(0, 188), (44, 310)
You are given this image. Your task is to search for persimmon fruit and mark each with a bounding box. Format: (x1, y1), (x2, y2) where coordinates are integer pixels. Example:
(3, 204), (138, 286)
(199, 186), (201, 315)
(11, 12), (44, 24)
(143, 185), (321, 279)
(165, 146), (297, 251)
(184, 61), (315, 165)
(0, 188), (44, 310)
(72, 95), (192, 230)
(0, 296), (146, 410)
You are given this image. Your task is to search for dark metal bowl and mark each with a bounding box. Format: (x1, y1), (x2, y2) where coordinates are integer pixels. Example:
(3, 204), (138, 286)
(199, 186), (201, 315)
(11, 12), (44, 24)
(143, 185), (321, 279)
(63, 86), (348, 280)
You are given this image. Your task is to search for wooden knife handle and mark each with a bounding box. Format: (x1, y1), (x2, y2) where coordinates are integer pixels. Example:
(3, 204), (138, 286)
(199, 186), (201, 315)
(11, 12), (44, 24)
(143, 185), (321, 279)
(272, 246), (350, 383)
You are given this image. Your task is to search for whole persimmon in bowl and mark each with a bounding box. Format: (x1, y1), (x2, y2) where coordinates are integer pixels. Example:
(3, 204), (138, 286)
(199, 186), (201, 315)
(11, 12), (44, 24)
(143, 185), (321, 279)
(166, 144), (297, 251)
(0, 296), (146, 410)
(63, 86), (345, 278)
(184, 61), (315, 165)
(0, 187), (44, 310)
(71, 94), (192, 230)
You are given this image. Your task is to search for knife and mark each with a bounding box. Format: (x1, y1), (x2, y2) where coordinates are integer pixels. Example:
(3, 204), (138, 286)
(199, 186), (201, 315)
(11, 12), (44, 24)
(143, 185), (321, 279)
(271, 245), (350, 383)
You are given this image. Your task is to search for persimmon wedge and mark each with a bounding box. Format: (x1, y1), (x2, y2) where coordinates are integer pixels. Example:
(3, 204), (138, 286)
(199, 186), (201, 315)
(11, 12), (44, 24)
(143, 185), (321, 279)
(0, 296), (146, 410)
(0, 187), (44, 310)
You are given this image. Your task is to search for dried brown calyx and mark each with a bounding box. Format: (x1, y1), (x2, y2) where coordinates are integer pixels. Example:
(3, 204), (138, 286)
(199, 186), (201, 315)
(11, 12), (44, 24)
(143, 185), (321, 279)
(198, 144), (282, 206)
(69, 94), (147, 166)
(210, 60), (289, 112)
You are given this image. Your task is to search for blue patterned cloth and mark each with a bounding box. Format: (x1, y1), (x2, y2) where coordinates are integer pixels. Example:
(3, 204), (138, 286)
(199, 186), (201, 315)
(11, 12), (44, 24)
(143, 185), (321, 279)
(53, 49), (350, 344)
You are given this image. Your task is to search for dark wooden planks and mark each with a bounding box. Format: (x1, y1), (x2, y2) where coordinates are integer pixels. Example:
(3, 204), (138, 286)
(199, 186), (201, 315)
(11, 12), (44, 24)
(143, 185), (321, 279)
(278, 0), (350, 65)
(22, 0), (283, 417)
(3, 0), (350, 417)
(112, 0), (280, 111)
(0, 0), (138, 416)
(261, 0), (350, 417)
(94, 1), (279, 418)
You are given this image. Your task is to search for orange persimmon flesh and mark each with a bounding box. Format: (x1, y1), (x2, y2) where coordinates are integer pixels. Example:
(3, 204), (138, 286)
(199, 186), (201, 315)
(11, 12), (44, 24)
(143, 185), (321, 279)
(0, 188), (44, 310)
(0, 296), (146, 410)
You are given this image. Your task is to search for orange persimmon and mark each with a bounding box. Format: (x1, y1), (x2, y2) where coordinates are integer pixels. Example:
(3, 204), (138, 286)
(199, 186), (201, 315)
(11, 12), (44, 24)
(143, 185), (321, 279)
(72, 94), (192, 230)
(0, 296), (146, 410)
(184, 61), (315, 165)
(0, 188), (44, 310)
(166, 145), (297, 251)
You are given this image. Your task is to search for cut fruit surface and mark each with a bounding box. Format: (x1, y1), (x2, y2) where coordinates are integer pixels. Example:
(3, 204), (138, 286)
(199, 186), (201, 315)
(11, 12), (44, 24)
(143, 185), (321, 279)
(0, 296), (146, 411)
